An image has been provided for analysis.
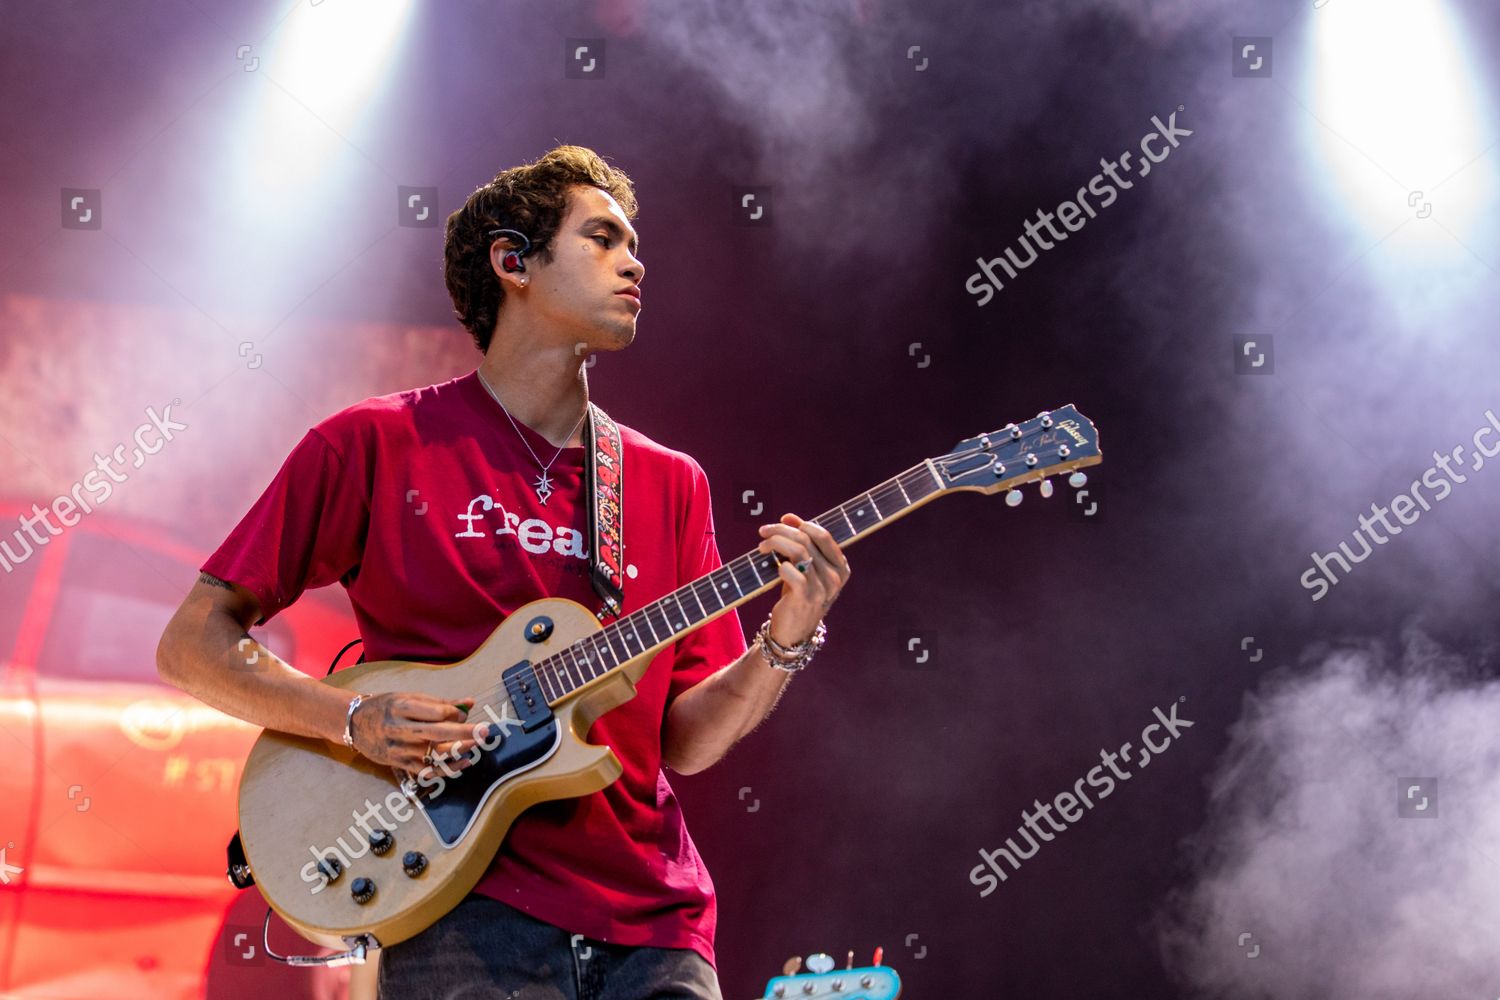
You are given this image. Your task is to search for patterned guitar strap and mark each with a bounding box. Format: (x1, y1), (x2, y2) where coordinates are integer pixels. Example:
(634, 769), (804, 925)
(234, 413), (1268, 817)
(584, 401), (625, 621)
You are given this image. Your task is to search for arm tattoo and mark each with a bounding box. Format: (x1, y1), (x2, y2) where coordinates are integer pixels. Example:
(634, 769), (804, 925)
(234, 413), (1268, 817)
(198, 572), (234, 590)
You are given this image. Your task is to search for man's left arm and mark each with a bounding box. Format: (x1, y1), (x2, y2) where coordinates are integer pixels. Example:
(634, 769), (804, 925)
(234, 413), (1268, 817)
(663, 512), (850, 775)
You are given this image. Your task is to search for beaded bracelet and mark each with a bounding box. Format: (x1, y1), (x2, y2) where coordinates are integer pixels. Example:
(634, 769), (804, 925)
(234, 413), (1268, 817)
(754, 616), (827, 673)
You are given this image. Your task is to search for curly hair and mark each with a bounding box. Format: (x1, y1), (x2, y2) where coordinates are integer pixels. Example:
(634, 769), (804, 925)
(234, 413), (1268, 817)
(443, 145), (638, 353)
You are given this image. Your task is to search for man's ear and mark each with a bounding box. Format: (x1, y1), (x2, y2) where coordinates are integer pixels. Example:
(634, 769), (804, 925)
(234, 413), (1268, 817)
(490, 238), (530, 290)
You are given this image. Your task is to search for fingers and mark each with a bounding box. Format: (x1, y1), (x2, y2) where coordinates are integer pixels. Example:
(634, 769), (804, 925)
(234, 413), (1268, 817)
(412, 721), (488, 751)
(758, 522), (848, 584)
(361, 693), (488, 774)
(758, 515), (849, 572)
(396, 694), (470, 723)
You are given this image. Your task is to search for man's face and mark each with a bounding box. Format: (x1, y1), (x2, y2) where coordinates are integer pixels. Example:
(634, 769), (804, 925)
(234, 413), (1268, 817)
(505, 184), (644, 350)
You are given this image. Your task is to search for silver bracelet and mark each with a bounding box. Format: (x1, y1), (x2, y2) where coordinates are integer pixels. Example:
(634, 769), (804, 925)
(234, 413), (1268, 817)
(342, 693), (367, 749)
(754, 616), (827, 673)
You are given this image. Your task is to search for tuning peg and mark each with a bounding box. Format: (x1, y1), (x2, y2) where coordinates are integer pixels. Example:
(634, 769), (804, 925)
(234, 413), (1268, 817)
(782, 956), (803, 976)
(1068, 471), (1087, 488)
(846, 949), (855, 969)
(1039, 479), (1054, 498)
(1005, 489), (1023, 507)
(806, 954), (835, 974)
(872, 946), (884, 967)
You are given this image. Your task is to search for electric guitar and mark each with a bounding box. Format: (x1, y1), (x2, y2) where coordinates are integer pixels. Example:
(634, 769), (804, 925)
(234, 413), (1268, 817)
(235, 406), (1102, 952)
(757, 950), (901, 999)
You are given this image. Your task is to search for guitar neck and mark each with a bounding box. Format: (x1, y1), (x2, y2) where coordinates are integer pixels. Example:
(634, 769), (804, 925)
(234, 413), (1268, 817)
(530, 459), (944, 704)
(528, 404), (1101, 705)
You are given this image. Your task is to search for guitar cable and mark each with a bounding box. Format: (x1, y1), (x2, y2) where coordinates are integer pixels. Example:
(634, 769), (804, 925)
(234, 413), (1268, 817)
(326, 637), (364, 676)
(246, 636), (378, 968)
(257, 906), (380, 967)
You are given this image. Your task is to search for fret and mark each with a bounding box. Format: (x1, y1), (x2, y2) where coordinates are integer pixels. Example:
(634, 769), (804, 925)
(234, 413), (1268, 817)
(839, 506), (856, 539)
(745, 553), (776, 588)
(562, 646), (585, 690)
(688, 584), (709, 619)
(639, 609), (662, 646)
(729, 554), (762, 593)
(718, 565), (744, 599)
(621, 620), (645, 659)
(540, 659), (564, 701)
(866, 490), (884, 520)
(594, 632), (624, 671)
(846, 496), (876, 532)
(578, 640), (602, 679)
(814, 515), (847, 547)
(895, 476), (911, 506)
(671, 593), (692, 632)
(705, 573), (731, 606)
(924, 460), (943, 491)
(593, 632), (623, 670)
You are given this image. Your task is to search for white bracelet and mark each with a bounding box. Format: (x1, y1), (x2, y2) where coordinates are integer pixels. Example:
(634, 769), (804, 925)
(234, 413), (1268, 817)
(342, 693), (366, 749)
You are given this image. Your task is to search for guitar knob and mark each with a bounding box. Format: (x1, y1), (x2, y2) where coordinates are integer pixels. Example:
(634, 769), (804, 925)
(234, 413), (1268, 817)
(1005, 490), (1022, 507)
(402, 851), (428, 877)
(317, 855), (343, 883)
(350, 877), (375, 904)
(369, 829), (394, 855)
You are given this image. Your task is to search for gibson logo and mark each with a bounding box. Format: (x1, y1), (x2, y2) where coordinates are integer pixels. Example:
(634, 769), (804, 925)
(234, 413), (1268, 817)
(1058, 419), (1087, 447)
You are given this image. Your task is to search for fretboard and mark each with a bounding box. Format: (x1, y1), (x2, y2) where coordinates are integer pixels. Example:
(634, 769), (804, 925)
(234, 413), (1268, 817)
(529, 458), (946, 703)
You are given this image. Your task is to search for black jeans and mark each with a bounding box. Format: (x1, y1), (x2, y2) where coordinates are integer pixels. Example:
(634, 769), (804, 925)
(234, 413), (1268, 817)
(375, 894), (723, 1000)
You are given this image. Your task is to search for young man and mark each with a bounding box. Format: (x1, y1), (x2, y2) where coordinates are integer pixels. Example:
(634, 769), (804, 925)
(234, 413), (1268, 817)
(156, 145), (851, 1000)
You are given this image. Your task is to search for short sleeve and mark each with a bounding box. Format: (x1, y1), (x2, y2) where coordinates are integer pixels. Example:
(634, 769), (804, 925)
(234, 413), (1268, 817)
(200, 428), (369, 627)
(665, 458), (748, 712)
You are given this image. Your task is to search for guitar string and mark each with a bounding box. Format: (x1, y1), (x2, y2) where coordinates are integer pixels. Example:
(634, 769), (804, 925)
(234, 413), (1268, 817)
(450, 446), (1086, 728)
(440, 462), (947, 730)
(445, 440), (1089, 736)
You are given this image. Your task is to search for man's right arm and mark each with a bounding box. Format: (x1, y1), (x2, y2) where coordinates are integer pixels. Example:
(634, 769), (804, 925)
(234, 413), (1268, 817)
(156, 572), (481, 773)
(156, 572), (352, 744)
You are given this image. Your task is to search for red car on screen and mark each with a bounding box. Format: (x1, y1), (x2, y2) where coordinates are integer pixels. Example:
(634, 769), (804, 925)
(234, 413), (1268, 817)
(0, 500), (375, 999)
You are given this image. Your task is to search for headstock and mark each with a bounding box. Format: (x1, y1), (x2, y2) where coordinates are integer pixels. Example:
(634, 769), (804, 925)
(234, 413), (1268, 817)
(932, 404), (1101, 506)
(759, 951), (901, 1000)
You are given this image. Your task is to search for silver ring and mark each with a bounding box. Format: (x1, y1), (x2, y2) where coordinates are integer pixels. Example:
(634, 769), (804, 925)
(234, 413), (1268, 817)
(423, 743), (436, 766)
(795, 560), (811, 573)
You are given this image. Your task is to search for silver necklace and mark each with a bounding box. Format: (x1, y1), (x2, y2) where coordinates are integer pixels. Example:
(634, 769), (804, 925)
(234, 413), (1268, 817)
(475, 367), (587, 505)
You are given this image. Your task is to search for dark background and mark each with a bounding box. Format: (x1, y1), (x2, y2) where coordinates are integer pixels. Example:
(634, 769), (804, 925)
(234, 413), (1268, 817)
(3, 0), (1499, 996)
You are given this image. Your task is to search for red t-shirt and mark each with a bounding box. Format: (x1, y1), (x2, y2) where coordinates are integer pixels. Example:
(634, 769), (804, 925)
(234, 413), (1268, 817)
(201, 369), (747, 968)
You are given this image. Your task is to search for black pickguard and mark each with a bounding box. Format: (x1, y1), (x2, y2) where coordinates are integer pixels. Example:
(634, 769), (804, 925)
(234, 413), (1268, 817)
(410, 719), (560, 847)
